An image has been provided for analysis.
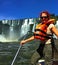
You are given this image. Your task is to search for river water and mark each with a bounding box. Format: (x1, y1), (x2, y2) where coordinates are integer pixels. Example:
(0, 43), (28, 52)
(0, 40), (39, 65)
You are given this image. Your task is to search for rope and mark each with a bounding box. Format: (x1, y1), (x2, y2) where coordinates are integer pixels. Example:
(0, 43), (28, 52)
(11, 45), (22, 65)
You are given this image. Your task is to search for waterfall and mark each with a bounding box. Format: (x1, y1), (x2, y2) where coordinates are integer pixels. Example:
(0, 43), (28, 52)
(0, 18), (37, 42)
(54, 20), (58, 39)
(20, 19), (30, 37)
(55, 20), (58, 29)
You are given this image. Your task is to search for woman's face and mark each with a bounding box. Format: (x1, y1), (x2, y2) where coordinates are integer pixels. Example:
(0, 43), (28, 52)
(40, 13), (49, 22)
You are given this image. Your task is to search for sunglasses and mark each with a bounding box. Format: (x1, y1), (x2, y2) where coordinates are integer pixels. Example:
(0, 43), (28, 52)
(40, 16), (48, 19)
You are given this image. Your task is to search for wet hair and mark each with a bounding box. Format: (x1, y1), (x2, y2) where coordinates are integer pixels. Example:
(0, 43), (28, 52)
(40, 11), (50, 20)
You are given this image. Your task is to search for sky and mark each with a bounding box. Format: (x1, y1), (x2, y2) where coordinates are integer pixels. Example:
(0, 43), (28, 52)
(0, 0), (58, 20)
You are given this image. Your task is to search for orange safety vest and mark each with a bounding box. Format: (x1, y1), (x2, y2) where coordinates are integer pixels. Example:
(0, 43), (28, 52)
(34, 19), (55, 41)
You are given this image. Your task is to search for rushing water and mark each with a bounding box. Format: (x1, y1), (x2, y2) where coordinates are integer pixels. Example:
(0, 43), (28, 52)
(0, 40), (39, 65)
(1, 18), (36, 42)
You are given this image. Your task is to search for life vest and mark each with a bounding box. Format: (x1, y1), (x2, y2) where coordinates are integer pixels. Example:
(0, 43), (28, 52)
(34, 19), (55, 41)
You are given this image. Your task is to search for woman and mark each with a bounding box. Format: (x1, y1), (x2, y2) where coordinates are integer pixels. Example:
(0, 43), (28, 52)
(20, 11), (58, 65)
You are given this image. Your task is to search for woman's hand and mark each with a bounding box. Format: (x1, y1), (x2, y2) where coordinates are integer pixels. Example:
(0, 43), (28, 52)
(20, 40), (26, 45)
